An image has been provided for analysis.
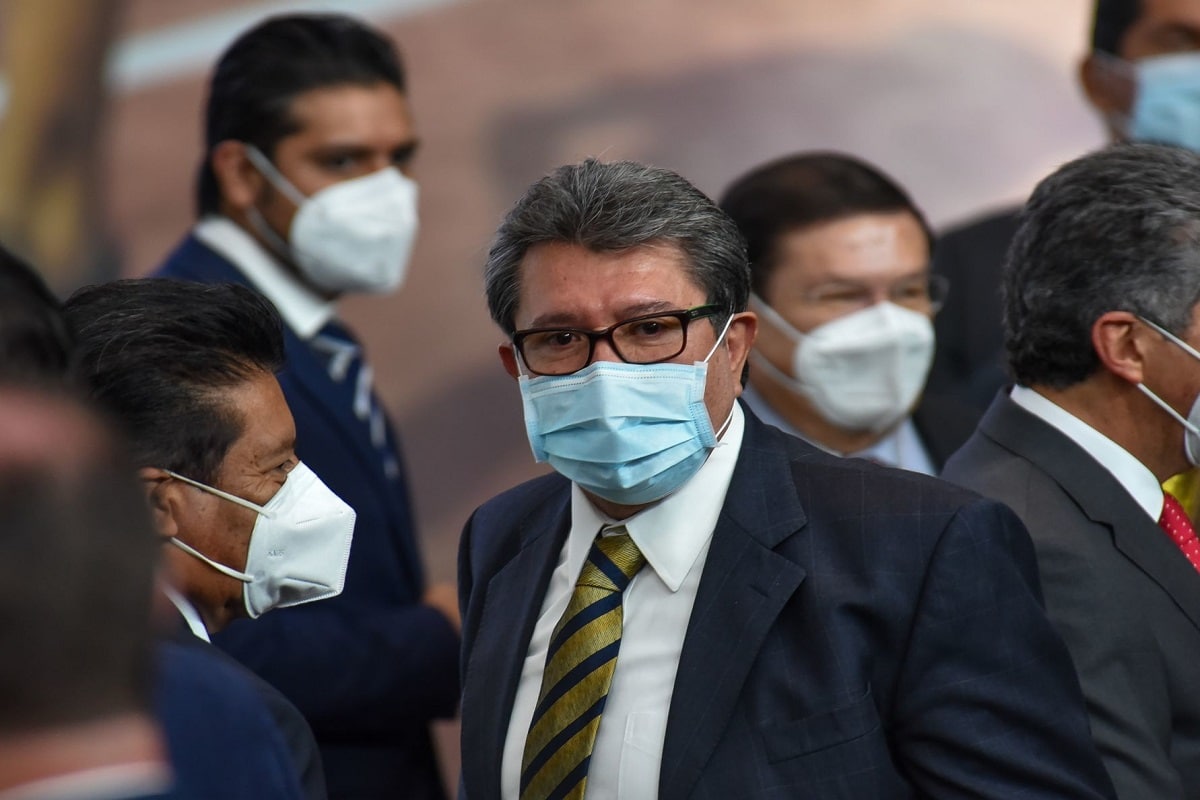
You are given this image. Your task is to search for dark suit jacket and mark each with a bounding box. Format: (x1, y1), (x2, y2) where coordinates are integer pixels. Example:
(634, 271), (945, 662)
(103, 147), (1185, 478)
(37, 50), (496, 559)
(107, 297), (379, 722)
(927, 207), (1021, 416)
(942, 391), (1200, 797)
(156, 640), (306, 800)
(153, 233), (460, 800)
(167, 619), (324, 800)
(459, 408), (1115, 799)
(911, 391), (983, 470)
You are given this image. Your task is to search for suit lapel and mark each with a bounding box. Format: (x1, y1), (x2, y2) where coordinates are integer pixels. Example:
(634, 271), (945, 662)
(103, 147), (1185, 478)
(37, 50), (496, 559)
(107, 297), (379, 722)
(461, 490), (572, 796)
(659, 413), (808, 800)
(981, 394), (1200, 633)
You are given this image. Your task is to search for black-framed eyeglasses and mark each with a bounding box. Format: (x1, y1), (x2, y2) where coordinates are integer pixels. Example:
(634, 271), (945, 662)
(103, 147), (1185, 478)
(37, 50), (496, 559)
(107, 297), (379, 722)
(512, 304), (724, 376)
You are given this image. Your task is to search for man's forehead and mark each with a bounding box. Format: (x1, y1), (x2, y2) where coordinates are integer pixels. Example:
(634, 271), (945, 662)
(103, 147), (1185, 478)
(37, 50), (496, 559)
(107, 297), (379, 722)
(283, 82), (412, 135)
(1121, 0), (1200, 54)
(215, 373), (296, 468)
(515, 241), (705, 316)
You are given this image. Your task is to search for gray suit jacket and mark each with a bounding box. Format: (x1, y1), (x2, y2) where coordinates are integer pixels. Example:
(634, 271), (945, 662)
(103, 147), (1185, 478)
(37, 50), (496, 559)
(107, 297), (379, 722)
(942, 391), (1200, 797)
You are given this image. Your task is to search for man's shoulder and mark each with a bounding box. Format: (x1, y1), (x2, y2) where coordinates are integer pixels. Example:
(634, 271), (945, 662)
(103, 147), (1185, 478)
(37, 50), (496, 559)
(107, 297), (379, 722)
(750, 416), (985, 515)
(470, 471), (570, 532)
(151, 232), (245, 284)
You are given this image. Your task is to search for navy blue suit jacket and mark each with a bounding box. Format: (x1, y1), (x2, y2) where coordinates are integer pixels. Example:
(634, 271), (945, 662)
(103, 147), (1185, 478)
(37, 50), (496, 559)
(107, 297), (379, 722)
(153, 234), (460, 800)
(156, 641), (305, 800)
(458, 409), (1115, 799)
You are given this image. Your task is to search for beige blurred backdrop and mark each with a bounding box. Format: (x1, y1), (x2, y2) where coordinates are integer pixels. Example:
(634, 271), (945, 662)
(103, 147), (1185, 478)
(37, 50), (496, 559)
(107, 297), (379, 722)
(1, 0), (1103, 783)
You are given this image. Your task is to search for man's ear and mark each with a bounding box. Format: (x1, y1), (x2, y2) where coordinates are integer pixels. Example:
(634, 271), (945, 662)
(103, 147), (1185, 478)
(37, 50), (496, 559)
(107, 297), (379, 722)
(1079, 52), (1134, 122)
(210, 140), (265, 214)
(723, 312), (758, 396)
(499, 341), (521, 380)
(138, 467), (181, 541)
(1092, 310), (1148, 385)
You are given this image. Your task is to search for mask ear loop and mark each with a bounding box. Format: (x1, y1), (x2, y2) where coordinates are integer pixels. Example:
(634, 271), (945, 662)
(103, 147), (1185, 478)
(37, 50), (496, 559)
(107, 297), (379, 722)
(243, 145), (309, 207)
(160, 469), (264, 583)
(701, 311), (737, 363)
(169, 538), (253, 583)
(163, 469), (274, 518)
(700, 311), (739, 441)
(1135, 317), (1200, 436)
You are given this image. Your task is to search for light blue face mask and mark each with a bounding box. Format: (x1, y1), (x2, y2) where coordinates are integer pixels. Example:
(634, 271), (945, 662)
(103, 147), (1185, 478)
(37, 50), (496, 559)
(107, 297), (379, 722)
(1129, 52), (1200, 151)
(517, 315), (734, 506)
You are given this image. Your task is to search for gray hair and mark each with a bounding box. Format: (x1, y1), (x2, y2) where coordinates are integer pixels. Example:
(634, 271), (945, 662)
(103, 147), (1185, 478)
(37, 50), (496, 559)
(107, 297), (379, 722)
(1005, 142), (1200, 388)
(484, 158), (750, 333)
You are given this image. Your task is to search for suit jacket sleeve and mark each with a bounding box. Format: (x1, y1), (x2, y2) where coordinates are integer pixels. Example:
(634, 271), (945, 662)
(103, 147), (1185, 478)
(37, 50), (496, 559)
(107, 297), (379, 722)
(216, 596), (461, 737)
(890, 498), (1116, 798)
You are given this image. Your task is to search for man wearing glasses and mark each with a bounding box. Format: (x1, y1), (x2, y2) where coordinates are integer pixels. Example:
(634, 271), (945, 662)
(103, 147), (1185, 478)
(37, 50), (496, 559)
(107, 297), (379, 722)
(719, 152), (976, 474)
(457, 158), (1114, 799)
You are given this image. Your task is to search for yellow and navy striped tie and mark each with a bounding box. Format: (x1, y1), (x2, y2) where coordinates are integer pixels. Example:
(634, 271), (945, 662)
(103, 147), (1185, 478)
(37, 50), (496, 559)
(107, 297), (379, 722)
(519, 526), (646, 800)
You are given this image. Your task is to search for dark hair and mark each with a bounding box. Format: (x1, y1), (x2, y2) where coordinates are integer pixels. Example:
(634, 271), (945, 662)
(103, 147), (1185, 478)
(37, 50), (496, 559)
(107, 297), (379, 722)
(1005, 143), (1200, 388)
(197, 13), (406, 216)
(63, 279), (285, 484)
(1092, 0), (1142, 55)
(0, 244), (75, 385)
(718, 152), (932, 296)
(485, 158), (749, 334)
(0, 389), (158, 732)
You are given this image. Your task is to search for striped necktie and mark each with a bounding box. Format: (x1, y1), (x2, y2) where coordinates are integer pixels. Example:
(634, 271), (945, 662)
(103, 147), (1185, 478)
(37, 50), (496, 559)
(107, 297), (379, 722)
(309, 321), (400, 480)
(520, 526), (646, 800)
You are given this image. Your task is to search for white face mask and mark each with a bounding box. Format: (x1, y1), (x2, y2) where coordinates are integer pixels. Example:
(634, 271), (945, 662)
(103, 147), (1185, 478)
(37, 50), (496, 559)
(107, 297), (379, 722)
(751, 295), (935, 433)
(165, 462), (356, 618)
(245, 146), (419, 294)
(1135, 316), (1200, 466)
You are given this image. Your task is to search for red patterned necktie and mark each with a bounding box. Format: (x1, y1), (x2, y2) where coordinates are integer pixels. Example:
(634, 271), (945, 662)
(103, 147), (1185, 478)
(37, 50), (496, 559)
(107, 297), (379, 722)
(1158, 492), (1200, 574)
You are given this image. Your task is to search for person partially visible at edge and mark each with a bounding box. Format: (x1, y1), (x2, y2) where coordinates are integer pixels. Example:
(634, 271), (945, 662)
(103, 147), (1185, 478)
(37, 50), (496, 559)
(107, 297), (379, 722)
(457, 157), (1115, 799)
(720, 152), (977, 474)
(930, 0), (1200, 412)
(0, 387), (176, 799)
(1, 246), (314, 800)
(149, 14), (460, 799)
(943, 142), (1200, 796)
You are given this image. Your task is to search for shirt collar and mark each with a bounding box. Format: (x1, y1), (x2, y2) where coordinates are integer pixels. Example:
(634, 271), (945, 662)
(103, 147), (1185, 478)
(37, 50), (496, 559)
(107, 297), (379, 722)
(193, 215), (335, 339)
(570, 403), (745, 592)
(162, 584), (210, 643)
(741, 384), (933, 473)
(1010, 384), (1164, 520)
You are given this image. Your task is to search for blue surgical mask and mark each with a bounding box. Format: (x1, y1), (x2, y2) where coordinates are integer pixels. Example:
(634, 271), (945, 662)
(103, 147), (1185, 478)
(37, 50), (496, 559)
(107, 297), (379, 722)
(517, 315), (733, 506)
(1129, 52), (1200, 151)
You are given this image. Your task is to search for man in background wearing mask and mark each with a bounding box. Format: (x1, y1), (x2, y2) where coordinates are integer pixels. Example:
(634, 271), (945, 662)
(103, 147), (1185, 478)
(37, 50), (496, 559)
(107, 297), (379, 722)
(458, 158), (1115, 799)
(719, 152), (976, 474)
(151, 14), (460, 800)
(929, 0), (1200, 415)
(943, 143), (1200, 796)
(66, 278), (355, 799)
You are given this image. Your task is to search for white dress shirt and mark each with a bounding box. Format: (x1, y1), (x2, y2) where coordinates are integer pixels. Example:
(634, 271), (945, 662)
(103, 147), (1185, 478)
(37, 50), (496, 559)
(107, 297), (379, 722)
(193, 215), (334, 339)
(163, 584), (210, 643)
(1010, 385), (1164, 521)
(501, 404), (746, 799)
(741, 384), (936, 475)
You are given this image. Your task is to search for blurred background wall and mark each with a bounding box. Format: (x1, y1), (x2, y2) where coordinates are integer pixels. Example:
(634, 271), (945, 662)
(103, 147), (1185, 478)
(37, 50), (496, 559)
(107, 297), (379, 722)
(0, 0), (1100, 647)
